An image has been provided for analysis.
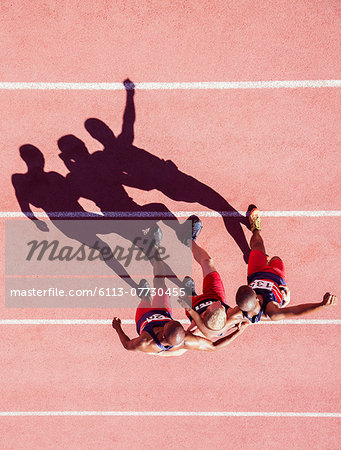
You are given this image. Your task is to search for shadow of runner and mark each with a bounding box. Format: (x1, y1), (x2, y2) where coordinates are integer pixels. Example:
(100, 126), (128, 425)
(83, 79), (250, 262)
(12, 145), (144, 290)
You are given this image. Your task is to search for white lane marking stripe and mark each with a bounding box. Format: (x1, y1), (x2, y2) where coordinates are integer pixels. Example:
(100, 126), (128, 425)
(0, 319), (340, 325)
(0, 411), (339, 417)
(0, 80), (340, 90)
(1, 211), (341, 218)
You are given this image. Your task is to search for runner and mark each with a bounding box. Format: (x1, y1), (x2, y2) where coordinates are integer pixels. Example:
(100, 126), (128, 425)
(113, 245), (247, 355)
(234, 205), (338, 323)
(178, 237), (247, 340)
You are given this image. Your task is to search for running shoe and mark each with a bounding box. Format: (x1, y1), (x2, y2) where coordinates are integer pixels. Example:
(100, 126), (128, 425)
(137, 278), (152, 300)
(181, 215), (203, 246)
(182, 276), (197, 297)
(247, 205), (261, 232)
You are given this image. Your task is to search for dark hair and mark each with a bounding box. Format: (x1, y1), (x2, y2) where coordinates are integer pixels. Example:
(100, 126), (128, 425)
(236, 285), (257, 312)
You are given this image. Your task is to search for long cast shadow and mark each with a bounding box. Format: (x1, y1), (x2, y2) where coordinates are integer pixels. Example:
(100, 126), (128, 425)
(81, 79), (250, 262)
(12, 145), (152, 290)
(12, 77), (250, 295)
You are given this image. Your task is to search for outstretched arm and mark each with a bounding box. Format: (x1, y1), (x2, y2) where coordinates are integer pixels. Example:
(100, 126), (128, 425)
(184, 322), (248, 352)
(265, 293), (338, 321)
(212, 322), (249, 350)
(219, 310), (247, 334)
(112, 317), (141, 351)
(117, 79), (135, 147)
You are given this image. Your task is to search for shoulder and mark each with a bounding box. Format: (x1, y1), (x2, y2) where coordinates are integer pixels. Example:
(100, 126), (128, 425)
(264, 300), (282, 319)
(133, 332), (156, 351)
(183, 332), (213, 351)
(134, 332), (150, 345)
(227, 306), (244, 320)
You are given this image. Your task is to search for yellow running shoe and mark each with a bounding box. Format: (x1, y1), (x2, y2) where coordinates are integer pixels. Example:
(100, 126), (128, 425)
(248, 205), (261, 232)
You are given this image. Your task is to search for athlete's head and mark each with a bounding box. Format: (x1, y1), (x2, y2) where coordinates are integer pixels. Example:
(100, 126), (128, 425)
(57, 135), (89, 161)
(84, 118), (116, 147)
(19, 145), (45, 170)
(202, 302), (227, 330)
(236, 285), (258, 312)
(163, 320), (185, 346)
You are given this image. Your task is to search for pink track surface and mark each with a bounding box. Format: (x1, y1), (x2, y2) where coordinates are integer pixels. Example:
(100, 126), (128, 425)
(1, 1), (340, 449)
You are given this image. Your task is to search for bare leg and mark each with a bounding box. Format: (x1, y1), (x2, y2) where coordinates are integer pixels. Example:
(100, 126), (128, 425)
(191, 240), (217, 278)
(250, 230), (266, 254)
(149, 246), (174, 311)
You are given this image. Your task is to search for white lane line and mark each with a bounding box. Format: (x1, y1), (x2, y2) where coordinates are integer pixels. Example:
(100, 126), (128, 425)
(0, 80), (340, 90)
(0, 319), (340, 325)
(0, 411), (339, 417)
(1, 211), (341, 218)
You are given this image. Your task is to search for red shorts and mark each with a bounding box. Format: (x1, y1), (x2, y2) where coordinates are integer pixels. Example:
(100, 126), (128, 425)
(186, 271), (226, 319)
(248, 249), (286, 280)
(135, 293), (171, 324)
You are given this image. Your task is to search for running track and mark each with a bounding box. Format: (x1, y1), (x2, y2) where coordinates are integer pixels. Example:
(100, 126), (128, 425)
(0, 1), (340, 449)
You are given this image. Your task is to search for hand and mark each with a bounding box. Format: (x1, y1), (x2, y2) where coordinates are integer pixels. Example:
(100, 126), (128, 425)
(123, 78), (135, 94)
(322, 293), (338, 306)
(187, 321), (198, 333)
(177, 296), (192, 311)
(279, 285), (291, 306)
(35, 220), (49, 232)
(237, 320), (249, 332)
(112, 317), (122, 330)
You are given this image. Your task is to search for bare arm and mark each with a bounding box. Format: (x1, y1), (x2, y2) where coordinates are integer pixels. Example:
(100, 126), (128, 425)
(212, 322), (249, 350)
(184, 323), (248, 352)
(265, 293), (338, 321)
(112, 317), (143, 351)
(219, 308), (246, 334)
